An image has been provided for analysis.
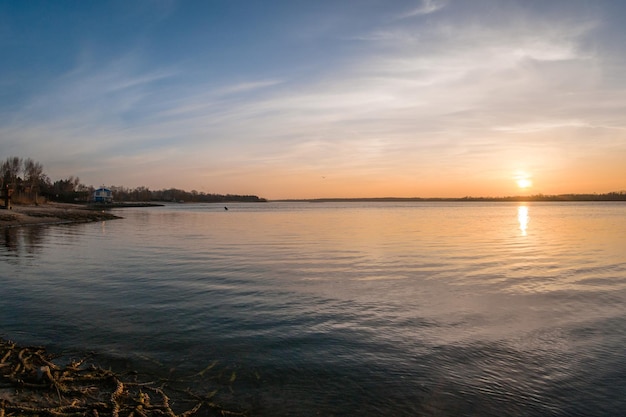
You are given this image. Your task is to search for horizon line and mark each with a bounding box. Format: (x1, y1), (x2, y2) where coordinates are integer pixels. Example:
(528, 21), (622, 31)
(269, 192), (626, 202)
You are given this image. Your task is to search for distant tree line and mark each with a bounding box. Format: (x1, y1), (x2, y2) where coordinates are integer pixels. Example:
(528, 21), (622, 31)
(0, 156), (266, 204)
(108, 186), (266, 203)
(459, 192), (626, 202)
(297, 192), (626, 203)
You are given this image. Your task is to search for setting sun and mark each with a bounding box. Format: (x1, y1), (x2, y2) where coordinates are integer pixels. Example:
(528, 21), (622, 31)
(517, 178), (533, 189)
(514, 172), (533, 190)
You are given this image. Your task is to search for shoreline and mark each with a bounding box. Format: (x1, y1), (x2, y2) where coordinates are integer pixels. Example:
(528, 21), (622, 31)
(0, 203), (122, 228)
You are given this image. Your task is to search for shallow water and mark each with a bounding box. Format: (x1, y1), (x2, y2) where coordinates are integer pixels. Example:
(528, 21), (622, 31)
(1, 202), (625, 416)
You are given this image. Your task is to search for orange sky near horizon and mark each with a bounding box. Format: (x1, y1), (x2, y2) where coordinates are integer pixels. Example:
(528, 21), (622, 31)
(164, 155), (626, 200)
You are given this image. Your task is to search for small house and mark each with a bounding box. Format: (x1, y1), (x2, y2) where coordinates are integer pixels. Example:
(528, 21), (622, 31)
(93, 186), (113, 203)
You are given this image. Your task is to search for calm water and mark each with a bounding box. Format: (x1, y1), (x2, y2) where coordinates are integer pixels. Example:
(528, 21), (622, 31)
(1, 202), (625, 416)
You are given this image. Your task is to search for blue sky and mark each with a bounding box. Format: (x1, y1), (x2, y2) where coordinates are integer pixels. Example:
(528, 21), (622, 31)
(2, 0), (626, 198)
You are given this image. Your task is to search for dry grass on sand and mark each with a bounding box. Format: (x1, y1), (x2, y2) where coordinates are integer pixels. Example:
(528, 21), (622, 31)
(0, 203), (121, 228)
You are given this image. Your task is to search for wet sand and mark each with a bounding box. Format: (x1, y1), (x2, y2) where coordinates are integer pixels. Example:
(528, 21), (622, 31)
(0, 203), (121, 228)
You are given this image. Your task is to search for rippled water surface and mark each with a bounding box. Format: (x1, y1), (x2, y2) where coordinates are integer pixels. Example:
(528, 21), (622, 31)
(2, 202), (625, 416)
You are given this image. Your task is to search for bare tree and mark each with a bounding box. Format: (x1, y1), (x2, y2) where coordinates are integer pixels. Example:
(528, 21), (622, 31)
(1, 156), (23, 187)
(1, 156), (22, 208)
(24, 158), (44, 203)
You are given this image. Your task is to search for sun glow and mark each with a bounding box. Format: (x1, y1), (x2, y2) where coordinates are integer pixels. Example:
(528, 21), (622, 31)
(514, 172), (533, 190)
(517, 178), (532, 189)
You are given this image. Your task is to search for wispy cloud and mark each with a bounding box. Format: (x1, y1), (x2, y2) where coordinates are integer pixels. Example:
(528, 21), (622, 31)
(214, 79), (285, 96)
(492, 120), (592, 133)
(3, 1), (626, 197)
(398, 0), (447, 19)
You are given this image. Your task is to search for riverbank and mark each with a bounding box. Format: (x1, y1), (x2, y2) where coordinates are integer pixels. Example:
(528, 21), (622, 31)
(0, 203), (121, 228)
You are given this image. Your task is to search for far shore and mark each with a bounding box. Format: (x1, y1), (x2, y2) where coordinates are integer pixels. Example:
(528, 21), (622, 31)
(0, 202), (122, 228)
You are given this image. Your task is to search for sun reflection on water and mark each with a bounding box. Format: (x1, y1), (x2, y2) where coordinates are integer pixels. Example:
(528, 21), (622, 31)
(517, 205), (529, 236)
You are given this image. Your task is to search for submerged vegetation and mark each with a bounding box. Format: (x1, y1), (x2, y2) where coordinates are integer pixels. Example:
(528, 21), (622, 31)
(0, 338), (247, 417)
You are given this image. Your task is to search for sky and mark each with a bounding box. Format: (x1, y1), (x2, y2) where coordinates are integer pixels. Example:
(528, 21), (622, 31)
(2, 0), (626, 199)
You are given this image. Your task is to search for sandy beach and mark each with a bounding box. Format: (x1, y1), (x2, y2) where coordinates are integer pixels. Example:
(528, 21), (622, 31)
(0, 203), (121, 228)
